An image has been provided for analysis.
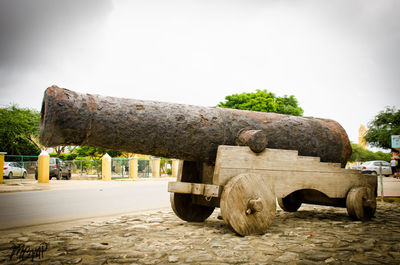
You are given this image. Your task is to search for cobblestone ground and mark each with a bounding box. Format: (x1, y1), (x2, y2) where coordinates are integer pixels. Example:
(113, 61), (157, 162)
(1, 201), (399, 265)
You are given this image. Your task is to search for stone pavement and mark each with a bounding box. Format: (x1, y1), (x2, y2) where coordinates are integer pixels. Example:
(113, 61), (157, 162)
(1, 201), (400, 265)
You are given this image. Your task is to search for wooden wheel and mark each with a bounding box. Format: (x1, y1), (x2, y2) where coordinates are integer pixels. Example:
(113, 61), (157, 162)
(170, 161), (215, 222)
(220, 173), (276, 236)
(346, 186), (376, 221)
(170, 193), (215, 222)
(277, 193), (302, 212)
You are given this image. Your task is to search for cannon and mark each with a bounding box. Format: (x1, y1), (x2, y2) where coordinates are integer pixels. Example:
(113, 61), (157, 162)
(40, 86), (377, 235)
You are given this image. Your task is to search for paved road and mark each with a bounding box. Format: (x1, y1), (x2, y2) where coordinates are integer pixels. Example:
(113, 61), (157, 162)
(0, 176), (399, 230)
(377, 176), (400, 196)
(0, 180), (171, 230)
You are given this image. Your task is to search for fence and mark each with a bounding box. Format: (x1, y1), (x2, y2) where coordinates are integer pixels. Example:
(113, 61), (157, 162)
(110, 158), (172, 179)
(3, 155), (174, 180)
(63, 158), (173, 179)
(63, 159), (102, 178)
(4, 155), (38, 178)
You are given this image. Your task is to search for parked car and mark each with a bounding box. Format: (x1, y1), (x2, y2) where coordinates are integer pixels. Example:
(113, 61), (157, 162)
(3, 162), (27, 179)
(34, 158), (71, 180)
(361, 160), (392, 176)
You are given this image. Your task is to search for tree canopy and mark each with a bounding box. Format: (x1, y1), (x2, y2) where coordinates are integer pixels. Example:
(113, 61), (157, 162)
(0, 104), (126, 159)
(74, 146), (122, 160)
(349, 143), (391, 162)
(217, 89), (303, 116)
(0, 105), (41, 155)
(364, 107), (400, 149)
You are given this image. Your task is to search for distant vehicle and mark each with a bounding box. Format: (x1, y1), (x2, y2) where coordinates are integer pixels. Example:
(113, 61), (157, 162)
(34, 158), (71, 180)
(361, 161), (392, 177)
(3, 162), (27, 179)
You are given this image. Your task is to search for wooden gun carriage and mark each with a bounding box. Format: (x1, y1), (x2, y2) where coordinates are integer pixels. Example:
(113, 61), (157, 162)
(168, 145), (377, 236)
(39, 86), (377, 236)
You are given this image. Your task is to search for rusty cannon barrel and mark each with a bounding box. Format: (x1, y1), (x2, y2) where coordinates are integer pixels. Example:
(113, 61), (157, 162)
(40, 86), (352, 166)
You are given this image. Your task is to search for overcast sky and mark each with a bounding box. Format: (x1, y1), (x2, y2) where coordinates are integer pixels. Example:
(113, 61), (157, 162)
(0, 0), (399, 145)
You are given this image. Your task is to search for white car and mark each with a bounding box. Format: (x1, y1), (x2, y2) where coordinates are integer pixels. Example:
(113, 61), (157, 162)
(361, 160), (392, 177)
(3, 162), (27, 179)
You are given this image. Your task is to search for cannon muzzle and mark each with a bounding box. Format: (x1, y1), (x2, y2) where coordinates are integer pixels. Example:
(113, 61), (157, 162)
(40, 86), (351, 166)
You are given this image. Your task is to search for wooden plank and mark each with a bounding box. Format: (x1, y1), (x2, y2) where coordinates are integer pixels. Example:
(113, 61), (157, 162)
(202, 163), (215, 184)
(168, 182), (192, 194)
(214, 146), (293, 163)
(168, 182), (222, 198)
(298, 156), (320, 162)
(215, 167), (375, 198)
(176, 160), (184, 181)
(218, 163), (350, 174)
(192, 183), (205, 195)
(214, 146), (350, 186)
(213, 145), (376, 199)
(320, 162), (341, 168)
(204, 184), (222, 198)
(215, 146), (298, 166)
(214, 146), (344, 176)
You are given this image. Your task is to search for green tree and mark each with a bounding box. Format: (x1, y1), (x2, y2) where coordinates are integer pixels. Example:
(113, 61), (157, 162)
(217, 89), (304, 116)
(74, 146), (122, 160)
(73, 146), (123, 177)
(349, 144), (391, 162)
(364, 107), (400, 149)
(49, 152), (78, 161)
(0, 105), (41, 155)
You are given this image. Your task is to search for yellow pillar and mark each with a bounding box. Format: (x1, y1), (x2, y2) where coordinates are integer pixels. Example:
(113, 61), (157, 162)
(129, 155), (138, 179)
(38, 150), (50, 183)
(102, 153), (111, 181)
(0, 152), (6, 184)
(152, 158), (160, 178)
